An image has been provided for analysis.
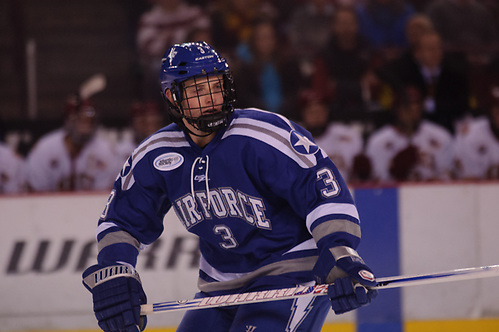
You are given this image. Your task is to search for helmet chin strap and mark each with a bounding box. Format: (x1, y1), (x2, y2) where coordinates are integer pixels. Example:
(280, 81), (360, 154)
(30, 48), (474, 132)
(184, 111), (229, 137)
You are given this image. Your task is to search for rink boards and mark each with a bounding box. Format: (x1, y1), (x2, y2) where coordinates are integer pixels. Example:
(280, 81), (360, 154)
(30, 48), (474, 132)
(1, 182), (499, 332)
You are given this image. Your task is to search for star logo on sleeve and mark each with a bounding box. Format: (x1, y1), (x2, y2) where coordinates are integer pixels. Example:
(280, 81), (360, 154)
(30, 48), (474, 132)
(290, 130), (319, 155)
(120, 157), (132, 177)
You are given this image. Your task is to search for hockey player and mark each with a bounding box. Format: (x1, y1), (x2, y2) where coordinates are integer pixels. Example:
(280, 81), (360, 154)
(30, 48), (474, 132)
(114, 100), (165, 163)
(0, 141), (26, 194)
(365, 85), (454, 182)
(82, 42), (377, 332)
(454, 86), (499, 180)
(298, 89), (364, 183)
(25, 96), (119, 192)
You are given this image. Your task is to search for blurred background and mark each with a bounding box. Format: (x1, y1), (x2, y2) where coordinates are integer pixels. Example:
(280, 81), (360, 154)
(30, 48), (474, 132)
(2, 0), (499, 187)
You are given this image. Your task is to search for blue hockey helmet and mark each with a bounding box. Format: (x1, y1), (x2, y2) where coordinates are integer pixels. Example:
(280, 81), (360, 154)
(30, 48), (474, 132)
(160, 41), (236, 135)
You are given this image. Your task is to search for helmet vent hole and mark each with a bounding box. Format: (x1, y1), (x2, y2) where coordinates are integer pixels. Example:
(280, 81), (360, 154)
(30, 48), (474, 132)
(178, 70), (187, 75)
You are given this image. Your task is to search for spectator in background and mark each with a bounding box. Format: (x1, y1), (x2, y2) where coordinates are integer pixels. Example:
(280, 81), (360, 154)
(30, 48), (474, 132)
(354, 0), (416, 59)
(454, 86), (499, 180)
(115, 100), (165, 163)
(404, 13), (434, 52)
(209, 0), (276, 55)
(425, 0), (498, 62)
(0, 139), (26, 194)
(373, 13), (433, 114)
(287, 0), (336, 78)
(233, 19), (305, 119)
(478, 0), (499, 37)
(185, 25), (213, 46)
(298, 89), (364, 182)
(471, 47), (499, 117)
(365, 86), (454, 182)
(25, 97), (119, 192)
(406, 0), (432, 11)
(137, 0), (210, 99)
(312, 5), (382, 124)
(376, 30), (471, 133)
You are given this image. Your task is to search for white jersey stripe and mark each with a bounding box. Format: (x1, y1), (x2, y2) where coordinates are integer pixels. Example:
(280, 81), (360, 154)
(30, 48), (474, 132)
(283, 238), (317, 255)
(306, 203), (360, 233)
(96, 222), (119, 239)
(241, 107), (296, 128)
(121, 131), (189, 190)
(131, 132), (188, 169)
(224, 117), (317, 168)
(200, 255), (251, 282)
(96, 222), (149, 251)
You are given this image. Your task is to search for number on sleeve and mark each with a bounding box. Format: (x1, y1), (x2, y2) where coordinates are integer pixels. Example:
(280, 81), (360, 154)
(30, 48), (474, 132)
(100, 189), (116, 219)
(316, 168), (341, 198)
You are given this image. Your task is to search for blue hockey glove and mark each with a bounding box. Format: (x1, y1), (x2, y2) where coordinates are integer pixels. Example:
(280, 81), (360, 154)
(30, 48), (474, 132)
(313, 246), (377, 314)
(82, 264), (147, 332)
(328, 256), (378, 314)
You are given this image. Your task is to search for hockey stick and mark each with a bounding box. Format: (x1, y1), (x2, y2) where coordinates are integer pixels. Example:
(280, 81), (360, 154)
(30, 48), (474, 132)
(141, 264), (499, 315)
(79, 73), (107, 100)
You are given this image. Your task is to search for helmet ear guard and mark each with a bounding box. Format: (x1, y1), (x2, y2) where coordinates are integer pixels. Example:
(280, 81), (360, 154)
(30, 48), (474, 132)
(161, 81), (183, 124)
(159, 42), (236, 136)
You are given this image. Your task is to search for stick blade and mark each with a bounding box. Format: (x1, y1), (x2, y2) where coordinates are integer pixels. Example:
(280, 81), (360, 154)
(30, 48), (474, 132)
(79, 73), (107, 100)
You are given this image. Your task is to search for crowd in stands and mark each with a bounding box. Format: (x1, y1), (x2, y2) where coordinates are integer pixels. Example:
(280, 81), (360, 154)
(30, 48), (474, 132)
(2, 0), (499, 195)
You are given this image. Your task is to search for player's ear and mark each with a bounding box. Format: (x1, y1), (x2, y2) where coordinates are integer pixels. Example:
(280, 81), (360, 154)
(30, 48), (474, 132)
(164, 89), (174, 103)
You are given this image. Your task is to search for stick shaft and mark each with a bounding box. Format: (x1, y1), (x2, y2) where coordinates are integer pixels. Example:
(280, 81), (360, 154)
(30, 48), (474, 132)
(141, 264), (499, 315)
(376, 264), (499, 289)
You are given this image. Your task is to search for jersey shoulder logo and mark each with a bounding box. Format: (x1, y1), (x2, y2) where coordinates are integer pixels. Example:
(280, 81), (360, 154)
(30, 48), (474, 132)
(290, 130), (319, 155)
(153, 152), (184, 171)
(120, 157), (132, 177)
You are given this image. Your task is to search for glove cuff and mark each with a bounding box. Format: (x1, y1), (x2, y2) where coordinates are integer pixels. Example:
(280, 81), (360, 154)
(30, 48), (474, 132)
(322, 246), (364, 284)
(330, 246), (363, 263)
(83, 264), (141, 290)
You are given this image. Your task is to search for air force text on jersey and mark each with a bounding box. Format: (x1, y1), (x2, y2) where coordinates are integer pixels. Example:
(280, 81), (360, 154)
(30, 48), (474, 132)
(173, 187), (271, 230)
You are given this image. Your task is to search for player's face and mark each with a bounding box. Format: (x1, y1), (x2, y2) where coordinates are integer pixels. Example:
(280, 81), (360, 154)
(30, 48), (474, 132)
(397, 101), (422, 133)
(66, 106), (97, 146)
(180, 74), (224, 120)
(76, 108), (96, 132)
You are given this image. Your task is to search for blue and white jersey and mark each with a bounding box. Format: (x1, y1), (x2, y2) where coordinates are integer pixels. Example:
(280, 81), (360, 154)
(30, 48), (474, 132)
(97, 108), (361, 293)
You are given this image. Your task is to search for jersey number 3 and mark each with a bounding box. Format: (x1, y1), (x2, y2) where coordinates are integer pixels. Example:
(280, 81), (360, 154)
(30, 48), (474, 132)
(317, 168), (340, 198)
(214, 224), (238, 249)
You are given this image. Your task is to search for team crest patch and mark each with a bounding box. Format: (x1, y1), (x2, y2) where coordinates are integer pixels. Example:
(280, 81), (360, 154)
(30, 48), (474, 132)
(289, 130), (319, 155)
(153, 152), (184, 171)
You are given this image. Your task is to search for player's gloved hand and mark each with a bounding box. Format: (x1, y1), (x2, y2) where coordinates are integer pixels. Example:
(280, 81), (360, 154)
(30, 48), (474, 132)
(313, 246), (377, 314)
(82, 264), (147, 332)
(328, 256), (378, 314)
